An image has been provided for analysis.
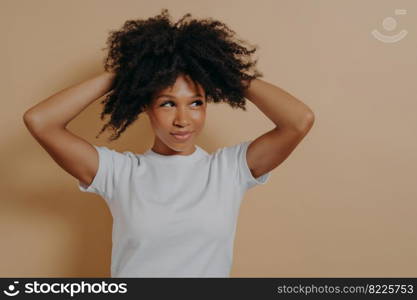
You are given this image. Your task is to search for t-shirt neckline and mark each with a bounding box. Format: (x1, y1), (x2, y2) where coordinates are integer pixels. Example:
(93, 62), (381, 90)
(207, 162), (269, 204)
(144, 145), (207, 162)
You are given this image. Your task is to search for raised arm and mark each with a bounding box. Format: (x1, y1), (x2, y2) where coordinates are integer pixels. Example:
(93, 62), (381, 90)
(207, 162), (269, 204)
(242, 78), (315, 179)
(23, 71), (116, 187)
(23, 71), (115, 129)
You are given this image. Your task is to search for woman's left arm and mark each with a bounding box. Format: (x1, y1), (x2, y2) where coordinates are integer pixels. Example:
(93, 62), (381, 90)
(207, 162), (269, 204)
(242, 78), (315, 179)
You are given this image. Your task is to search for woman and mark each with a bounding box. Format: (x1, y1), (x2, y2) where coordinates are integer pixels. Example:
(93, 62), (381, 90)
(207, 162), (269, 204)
(23, 9), (314, 277)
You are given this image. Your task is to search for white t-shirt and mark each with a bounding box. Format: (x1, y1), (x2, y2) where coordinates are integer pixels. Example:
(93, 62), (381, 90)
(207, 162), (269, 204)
(78, 140), (271, 277)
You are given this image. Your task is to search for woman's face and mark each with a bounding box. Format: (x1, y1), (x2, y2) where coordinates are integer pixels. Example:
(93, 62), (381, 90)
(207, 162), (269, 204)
(144, 74), (207, 156)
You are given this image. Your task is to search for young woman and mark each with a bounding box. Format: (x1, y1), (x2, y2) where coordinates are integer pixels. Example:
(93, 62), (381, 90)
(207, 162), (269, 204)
(23, 9), (314, 277)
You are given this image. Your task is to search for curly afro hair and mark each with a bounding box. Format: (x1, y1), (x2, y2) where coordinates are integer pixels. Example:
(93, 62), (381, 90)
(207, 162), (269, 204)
(96, 8), (263, 141)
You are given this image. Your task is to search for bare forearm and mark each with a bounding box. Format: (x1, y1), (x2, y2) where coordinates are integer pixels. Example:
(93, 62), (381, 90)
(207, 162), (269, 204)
(23, 71), (116, 130)
(243, 78), (314, 132)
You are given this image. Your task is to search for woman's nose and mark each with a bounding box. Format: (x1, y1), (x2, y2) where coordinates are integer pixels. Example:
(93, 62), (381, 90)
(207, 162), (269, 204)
(174, 108), (190, 126)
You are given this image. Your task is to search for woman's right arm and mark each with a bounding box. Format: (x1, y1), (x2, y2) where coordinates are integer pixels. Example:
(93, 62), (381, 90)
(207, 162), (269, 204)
(23, 71), (116, 187)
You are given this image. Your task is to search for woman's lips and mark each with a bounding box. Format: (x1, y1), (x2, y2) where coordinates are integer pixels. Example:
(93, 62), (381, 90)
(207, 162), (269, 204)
(170, 132), (193, 141)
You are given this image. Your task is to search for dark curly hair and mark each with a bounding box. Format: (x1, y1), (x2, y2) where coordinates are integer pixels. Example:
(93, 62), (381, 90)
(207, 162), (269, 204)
(96, 8), (263, 141)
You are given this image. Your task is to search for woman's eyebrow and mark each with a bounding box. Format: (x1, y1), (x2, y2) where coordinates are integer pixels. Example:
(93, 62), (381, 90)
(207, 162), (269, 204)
(156, 93), (203, 99)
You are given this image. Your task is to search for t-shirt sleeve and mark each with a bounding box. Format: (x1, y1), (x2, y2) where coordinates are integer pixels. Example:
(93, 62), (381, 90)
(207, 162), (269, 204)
(221, 140), (272, 191)
(237, 140), (271, 190)
(77, 145), (134, 201)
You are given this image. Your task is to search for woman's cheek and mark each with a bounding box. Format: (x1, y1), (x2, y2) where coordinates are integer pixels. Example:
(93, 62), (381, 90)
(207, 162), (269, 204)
(190, 109), (205, 120)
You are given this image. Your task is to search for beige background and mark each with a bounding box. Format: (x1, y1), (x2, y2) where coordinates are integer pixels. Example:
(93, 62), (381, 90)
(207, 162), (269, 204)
(1, 0), (416, 277)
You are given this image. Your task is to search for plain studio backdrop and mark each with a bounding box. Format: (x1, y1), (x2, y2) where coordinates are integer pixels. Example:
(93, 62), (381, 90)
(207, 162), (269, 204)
(1, 0), (416, 277)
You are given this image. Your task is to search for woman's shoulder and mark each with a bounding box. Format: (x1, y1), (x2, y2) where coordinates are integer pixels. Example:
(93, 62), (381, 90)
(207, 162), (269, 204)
(93, 145), (142, 167)
(211, 140), (251, 157)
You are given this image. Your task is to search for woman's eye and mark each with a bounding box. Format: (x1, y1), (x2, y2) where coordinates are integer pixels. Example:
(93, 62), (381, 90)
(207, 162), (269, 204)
(160, 100), (203, 107)
(191, 100), (204, 107)
(161, 101), (173, 107)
